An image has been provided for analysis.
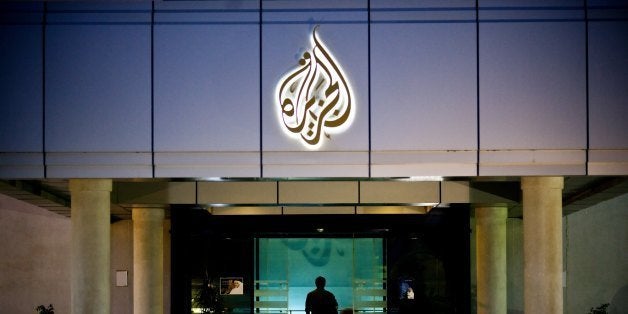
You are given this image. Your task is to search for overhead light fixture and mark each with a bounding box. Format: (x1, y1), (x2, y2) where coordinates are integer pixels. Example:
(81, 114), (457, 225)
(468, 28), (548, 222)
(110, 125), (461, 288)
(196, 177), (225, 181)
(404, 176), (443, 181)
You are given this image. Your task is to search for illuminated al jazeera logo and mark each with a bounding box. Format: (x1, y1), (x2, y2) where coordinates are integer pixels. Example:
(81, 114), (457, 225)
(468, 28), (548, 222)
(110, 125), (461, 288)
(276, 26), (354, 149)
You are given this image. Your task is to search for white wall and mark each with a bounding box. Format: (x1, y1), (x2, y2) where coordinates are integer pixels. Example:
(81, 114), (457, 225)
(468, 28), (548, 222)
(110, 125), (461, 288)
(0, 194), (71, 314)
(0, 194), (172, 314)
(472, 192), (628, 314)
(501, 195), (628, 314)
(111, 220), (133, 314)
(111, 218), (172, 314)
(564, 193), (628, 314)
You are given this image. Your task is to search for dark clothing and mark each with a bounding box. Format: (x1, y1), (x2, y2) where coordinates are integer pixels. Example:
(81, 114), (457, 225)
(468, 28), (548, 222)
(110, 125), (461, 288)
(305, 288), (338, 314)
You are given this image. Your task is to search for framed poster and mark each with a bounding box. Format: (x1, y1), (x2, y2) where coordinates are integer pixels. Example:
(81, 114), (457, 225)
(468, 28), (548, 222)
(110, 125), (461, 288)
(220, 277), (243, 295)
(399, 278), (415, 300)
(115, 270), (128, 287)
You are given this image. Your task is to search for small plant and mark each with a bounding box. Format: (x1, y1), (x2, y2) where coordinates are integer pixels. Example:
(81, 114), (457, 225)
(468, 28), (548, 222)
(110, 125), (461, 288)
(588, 303), (609, 314)
(35, 304), (54, 314)
(194, 279), (224, 314)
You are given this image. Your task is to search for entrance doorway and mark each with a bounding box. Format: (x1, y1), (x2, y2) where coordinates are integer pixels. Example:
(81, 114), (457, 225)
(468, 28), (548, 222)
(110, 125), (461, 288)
(171, 206), (470, 313)
(255, 237), (385, 312)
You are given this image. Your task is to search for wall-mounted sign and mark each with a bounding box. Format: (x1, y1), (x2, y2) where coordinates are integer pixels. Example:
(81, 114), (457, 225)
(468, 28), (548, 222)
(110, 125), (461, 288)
(220, 277), (244, 295)
(276, 26), (354, 149)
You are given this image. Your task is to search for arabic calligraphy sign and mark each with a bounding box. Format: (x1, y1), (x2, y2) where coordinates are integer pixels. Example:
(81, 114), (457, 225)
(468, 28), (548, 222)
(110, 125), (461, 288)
(276, 26), (354, 149)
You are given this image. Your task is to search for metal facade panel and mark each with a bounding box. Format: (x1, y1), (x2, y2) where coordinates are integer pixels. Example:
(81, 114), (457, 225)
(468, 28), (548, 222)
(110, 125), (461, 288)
(588, 150), (628, 175)
(359, 181), (439, 204)
(479, 150), (586, 176)
(0, 25), (43, 154)
(371, 151), (476, 177)
(0, 153), (45, 178)
(588, 21), (628, 150)
(278, 181), (358, 204)
(479, 9), (587, 150)
(45, 4), (152, 153)
(115, 181), (196, 205)
(0, 12), (45, 178)
(153, 3), (260, 153)
(370, 2), (477, 151)
(43, 4), (153, 177)
(45, 153), (152, 178)
(199, 181), (277, 204)
(261, 0), (369, 176)
(263, 151), (368, 177)
(154, 152), (260, 178)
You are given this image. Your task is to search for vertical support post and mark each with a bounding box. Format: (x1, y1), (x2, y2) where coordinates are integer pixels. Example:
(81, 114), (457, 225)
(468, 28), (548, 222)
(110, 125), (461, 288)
(475, 205), (508, 314)
(133, 207), (165, 314)
(70, 179), (112, 314)
(521, 177), (564, 314)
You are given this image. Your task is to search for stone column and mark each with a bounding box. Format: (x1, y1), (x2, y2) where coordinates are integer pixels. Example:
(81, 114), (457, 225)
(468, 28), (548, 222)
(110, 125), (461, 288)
(521, 177), (564, 314)
(69, 179), (112, 314)
(475, 205), (507, 314)
(133, 207), (165, 314)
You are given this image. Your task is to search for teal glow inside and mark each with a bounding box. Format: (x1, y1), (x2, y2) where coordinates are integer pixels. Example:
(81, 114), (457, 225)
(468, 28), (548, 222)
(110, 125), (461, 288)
(255, 238), (384, 312)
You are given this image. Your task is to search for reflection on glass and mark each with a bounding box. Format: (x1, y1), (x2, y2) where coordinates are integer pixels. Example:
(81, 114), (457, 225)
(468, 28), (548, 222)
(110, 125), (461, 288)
(255, 238), (385, 312)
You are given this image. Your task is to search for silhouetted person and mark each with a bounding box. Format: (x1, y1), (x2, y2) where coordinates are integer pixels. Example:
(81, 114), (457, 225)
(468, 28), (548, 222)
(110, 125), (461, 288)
(305, 276), (338, 314)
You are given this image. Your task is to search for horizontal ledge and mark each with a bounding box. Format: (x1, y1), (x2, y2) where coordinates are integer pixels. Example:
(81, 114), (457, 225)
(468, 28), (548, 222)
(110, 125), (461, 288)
(206, 203), (439, 207)
(208, 205), (434, 215)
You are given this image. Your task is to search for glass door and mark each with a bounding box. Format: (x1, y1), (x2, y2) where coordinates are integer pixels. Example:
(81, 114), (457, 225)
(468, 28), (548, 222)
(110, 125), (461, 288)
(254, 237), (385, 313)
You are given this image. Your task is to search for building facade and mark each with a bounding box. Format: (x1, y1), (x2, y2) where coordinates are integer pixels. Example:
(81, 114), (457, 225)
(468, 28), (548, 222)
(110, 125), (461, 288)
(1, 1), (627, 314)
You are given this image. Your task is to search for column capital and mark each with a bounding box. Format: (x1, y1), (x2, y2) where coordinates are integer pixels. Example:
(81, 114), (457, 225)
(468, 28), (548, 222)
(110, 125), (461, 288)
(69, 179), (112, 192)
(132, 207), (166, 221)
(474, 205), (508, 220)
(521, 177), (563, 190)
(472, 203), (510, 209)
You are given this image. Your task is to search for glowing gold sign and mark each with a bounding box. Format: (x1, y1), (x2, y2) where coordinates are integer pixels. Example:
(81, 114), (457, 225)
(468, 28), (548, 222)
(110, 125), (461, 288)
(276, 26), (354, 149)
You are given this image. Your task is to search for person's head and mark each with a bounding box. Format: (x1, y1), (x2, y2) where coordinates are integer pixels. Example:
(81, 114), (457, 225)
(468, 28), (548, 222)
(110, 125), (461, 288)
(315, 276), (326, 289)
